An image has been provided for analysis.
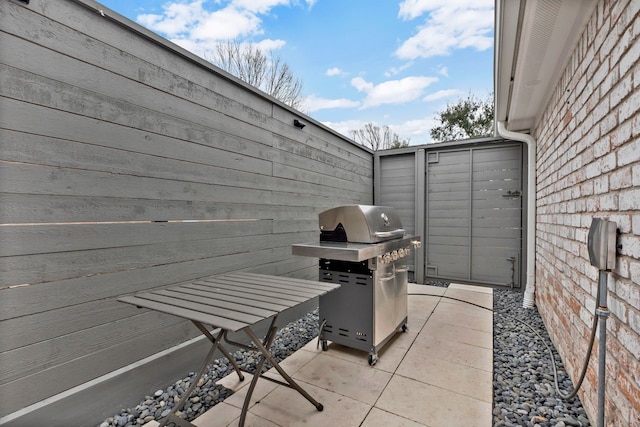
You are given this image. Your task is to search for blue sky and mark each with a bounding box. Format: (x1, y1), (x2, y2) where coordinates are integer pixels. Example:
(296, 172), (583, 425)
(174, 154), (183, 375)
(97, 0), (494, 144)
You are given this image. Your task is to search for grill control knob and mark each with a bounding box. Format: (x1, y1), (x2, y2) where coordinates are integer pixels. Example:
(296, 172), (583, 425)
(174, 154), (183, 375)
(383, 253), (392, 263)
(398, 248), (406, 257)
(405, 247), (411, 256)
(391, 250), (399, 261)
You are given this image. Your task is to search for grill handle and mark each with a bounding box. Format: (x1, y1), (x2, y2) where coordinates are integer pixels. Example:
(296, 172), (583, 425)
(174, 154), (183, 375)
(373, 229), (406, 239)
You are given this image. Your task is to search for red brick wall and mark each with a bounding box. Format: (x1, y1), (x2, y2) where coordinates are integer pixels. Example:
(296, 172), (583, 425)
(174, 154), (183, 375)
(533, 1), (639, 425)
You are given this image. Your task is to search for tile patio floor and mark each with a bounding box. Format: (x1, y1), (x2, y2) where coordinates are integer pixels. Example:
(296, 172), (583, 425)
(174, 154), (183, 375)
(147, 283), (493, 427)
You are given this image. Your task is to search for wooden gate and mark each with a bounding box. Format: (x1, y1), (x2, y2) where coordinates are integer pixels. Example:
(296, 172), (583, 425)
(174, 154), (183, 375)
(376, 139), (524, 288)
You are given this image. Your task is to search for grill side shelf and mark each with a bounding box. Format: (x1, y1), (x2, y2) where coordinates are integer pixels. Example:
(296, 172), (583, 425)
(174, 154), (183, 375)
(292, 236), (418, 262)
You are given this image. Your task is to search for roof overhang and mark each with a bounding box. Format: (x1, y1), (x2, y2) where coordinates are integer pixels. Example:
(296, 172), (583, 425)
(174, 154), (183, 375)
(494, 0), (598, 133)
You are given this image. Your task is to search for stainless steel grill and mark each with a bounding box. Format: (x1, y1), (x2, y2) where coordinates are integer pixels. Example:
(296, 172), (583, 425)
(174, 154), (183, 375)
(292, 205), (421, 365)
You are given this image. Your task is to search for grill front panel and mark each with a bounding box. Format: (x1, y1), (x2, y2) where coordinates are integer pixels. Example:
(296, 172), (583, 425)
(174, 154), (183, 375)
(319, 261), (374, 352)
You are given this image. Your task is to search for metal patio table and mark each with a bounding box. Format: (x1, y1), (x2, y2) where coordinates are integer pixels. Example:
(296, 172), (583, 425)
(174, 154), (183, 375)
(118, 272), (340, 427)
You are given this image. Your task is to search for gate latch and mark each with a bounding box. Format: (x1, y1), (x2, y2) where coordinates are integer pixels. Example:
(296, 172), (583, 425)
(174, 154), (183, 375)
(502, 189), (522, 198)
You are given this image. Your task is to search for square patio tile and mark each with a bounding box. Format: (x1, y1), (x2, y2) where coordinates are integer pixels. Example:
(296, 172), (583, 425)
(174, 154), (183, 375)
(301, 337), (326, 354)
(408, 283), (447, 296)
(368, 339), (413, 373)
(225, 412), (280, 427)
(396, 348), (492, 403)
(442, 288), (493, 309)
(408, 295), (440, 322)
(222, 374), (279, 410)
(418, 319), (493, 350)
(248, 381), (371, 427)
(262, 347), (319, 383)
(315, 328), (417, 373)
(361, 407), (427, 427)
(216, 371), (251, 393)
(376, 375), (492, 427)
(428, 303), (493, 334)
(407, 335), (492, 372)
(448, 283), (493, 294)
(406, 313), (429, 331)
(193, 402), (241, 427)
(310, 341), (368, 365)
(436, 297), (491, 314)
(293, 352), (392, 405)
(383, 327), (419, 350)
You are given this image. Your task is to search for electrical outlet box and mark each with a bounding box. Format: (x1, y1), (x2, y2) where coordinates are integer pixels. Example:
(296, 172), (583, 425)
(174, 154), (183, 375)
(587, 218), (617, 271)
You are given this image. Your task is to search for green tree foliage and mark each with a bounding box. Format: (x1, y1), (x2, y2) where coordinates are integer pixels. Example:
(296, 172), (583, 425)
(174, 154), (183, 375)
(210, 40), (304, 110)
(350, 123), (410, 151)
(430, 93), (494, 142)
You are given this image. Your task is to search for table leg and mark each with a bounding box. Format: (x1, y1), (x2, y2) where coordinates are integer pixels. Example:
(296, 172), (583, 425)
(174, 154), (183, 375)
(237, 318), (280, 427)
(216, 343), (245, 381)
(192, 321), (244, 381)
(244, 327), (324, 411)
(158, 328), (224, 427)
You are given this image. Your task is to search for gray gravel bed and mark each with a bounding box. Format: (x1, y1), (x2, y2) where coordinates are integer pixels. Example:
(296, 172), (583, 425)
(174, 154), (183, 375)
(493, 289), (590, 427)
(99, 289), (592, 427)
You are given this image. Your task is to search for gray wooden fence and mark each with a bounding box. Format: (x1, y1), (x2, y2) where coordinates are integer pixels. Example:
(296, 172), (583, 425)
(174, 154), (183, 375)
(0, 0), (372, 423)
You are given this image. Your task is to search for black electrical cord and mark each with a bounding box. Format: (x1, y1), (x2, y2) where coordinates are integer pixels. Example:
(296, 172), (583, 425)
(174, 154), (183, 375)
(407, 290), (600, 400)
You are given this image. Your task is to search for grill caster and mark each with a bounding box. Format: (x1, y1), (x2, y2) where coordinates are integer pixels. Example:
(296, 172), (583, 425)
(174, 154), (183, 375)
(402, 322), (408, 332)
(321, 339), (328, 351)
(368, 353), (378, 366)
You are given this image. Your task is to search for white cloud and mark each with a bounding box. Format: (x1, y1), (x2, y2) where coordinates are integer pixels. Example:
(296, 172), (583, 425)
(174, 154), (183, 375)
(136, 0), (298, 54)
(385, 61), (413, 77)
(326, 67), (346, 77)
(255, 38), (286, 51)
(398, 0), (492, 20)
(323, 116), (438, 145)
(423, 88), (462, 102)
(351, 76), (375, 93)
(396, 0), (494, 59)
(137, 0), (206, 38)
(231, 0), (289, 15)
(169, 37), (204, 55)
(351, 76), (439, 109)
(166, 37), (284, 62)
(321, 119), (368, 140)
(437, 65), (448, 77)
(397, 116), (439, 143)
(191, 7), (263, 40)
(304, 94), (360, 112)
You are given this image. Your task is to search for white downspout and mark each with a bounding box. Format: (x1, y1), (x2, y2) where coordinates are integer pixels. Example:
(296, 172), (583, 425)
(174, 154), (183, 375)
(496, 121), (537, 308)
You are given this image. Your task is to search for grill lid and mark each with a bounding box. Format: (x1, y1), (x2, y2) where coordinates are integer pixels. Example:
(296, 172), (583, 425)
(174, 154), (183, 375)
(319, 205), (405, 243)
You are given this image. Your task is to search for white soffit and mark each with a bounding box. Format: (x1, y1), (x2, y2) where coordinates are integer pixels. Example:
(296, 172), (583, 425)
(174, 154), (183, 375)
(497, 0), (597, 132)
(494, 0), (522, 126)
